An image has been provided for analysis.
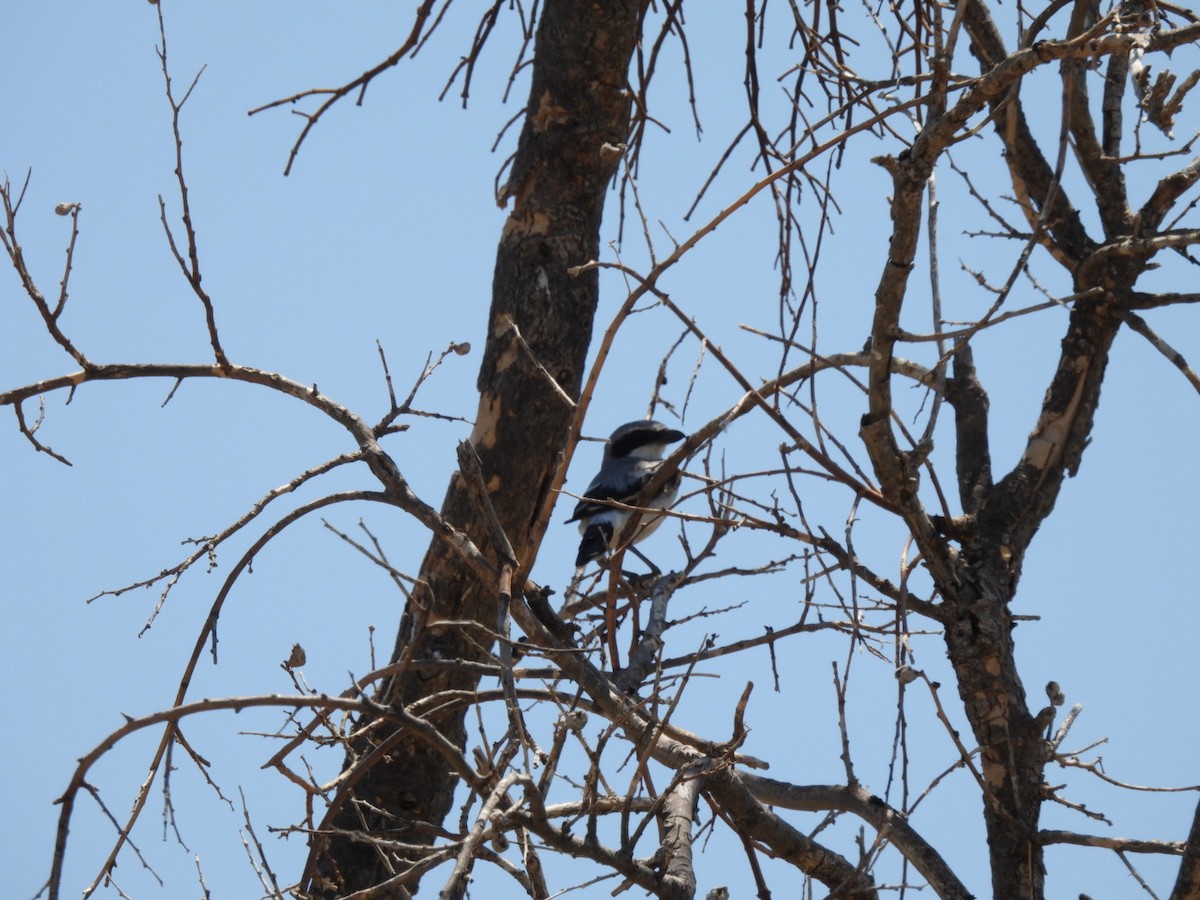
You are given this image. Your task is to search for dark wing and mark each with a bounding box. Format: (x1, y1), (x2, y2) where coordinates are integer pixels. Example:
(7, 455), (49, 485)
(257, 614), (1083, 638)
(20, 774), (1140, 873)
(565, 465), (656, 523)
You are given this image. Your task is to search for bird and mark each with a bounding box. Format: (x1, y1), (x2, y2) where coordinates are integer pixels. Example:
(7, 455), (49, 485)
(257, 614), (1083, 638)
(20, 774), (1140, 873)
(566, 419), (686, 568)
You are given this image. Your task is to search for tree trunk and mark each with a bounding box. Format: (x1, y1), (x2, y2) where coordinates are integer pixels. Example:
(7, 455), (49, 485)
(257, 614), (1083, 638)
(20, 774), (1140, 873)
(943, 556), (1045, 898)
(307, 2), (642, 895)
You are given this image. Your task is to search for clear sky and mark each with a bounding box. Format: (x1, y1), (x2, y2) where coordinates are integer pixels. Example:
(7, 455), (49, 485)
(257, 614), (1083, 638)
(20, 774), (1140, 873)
(4, 3), (1199, 898)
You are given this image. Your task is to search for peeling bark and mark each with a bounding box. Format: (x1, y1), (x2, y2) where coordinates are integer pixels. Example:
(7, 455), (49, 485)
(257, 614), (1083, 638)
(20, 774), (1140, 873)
(307, 3), (641, 895)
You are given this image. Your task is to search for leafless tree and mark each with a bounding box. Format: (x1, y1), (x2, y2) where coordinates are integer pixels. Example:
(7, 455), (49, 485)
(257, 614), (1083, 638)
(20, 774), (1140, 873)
(6, 2), (1200, 899)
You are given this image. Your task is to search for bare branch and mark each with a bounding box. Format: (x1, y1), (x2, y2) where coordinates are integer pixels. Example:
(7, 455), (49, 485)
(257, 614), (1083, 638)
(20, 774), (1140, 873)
(1, 174), (91, 368)
(154, 5), (227, 368)
(1040, 830), (1184, 855)
(246, 0), (443, 175)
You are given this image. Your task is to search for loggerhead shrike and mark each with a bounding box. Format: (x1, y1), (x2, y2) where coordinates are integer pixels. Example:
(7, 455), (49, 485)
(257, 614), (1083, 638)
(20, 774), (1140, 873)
(567, 420), (686, 568)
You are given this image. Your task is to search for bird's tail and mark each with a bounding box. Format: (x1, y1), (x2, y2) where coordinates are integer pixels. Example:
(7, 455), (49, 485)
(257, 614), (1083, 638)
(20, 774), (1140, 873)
(575, 521), (614, 568)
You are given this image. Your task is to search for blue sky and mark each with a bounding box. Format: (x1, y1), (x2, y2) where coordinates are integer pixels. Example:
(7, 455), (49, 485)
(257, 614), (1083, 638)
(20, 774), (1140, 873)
(4, 3), (1199, 898)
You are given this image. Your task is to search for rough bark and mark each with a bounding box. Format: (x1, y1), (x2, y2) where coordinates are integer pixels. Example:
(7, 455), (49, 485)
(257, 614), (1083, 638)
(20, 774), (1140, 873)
(307, 2), (641, 895)
(940, 17), (1147, 894)
(1171, 798), (1200, 900)
(860, 6), (1173, 897)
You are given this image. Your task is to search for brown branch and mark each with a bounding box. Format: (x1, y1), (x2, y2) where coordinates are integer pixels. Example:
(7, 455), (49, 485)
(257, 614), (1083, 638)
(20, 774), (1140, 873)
(659, 763), (704, 900)
(1040, 829), (1184, 855)
(504, 587), (878, 898)
(0, 173), (91, 368)
(0, 362), (426, 514)
(74, 491), (392, 900)
(440, 771), (525, 900)
(50, 692), (475, 900)
(1124, 310), (1200, 395)
(1139, 157), (1200, 234)
(12, 397), (72, 466)
(246, 0), (442, 175)
(90, 452), (362, 628)
(154, 5), (227, 369)
(705, 767), (878, 900)
(1060, 2), (1132, 238)
(739, 776), (973, 900)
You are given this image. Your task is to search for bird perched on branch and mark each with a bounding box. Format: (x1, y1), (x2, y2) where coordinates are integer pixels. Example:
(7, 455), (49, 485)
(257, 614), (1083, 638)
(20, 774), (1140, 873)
(567, 419), (686, 568)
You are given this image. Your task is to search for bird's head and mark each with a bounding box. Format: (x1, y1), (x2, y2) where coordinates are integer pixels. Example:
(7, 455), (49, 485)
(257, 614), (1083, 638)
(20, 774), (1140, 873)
(603, 419), (686, 462)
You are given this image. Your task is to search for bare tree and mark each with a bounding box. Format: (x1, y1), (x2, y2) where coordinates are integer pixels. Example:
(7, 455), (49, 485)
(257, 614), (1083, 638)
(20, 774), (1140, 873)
(6, 2), (1200, 899)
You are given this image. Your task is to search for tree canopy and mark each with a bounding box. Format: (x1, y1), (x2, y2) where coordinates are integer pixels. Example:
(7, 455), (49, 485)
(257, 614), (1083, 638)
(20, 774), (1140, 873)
(5, 2), (1200, 899)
